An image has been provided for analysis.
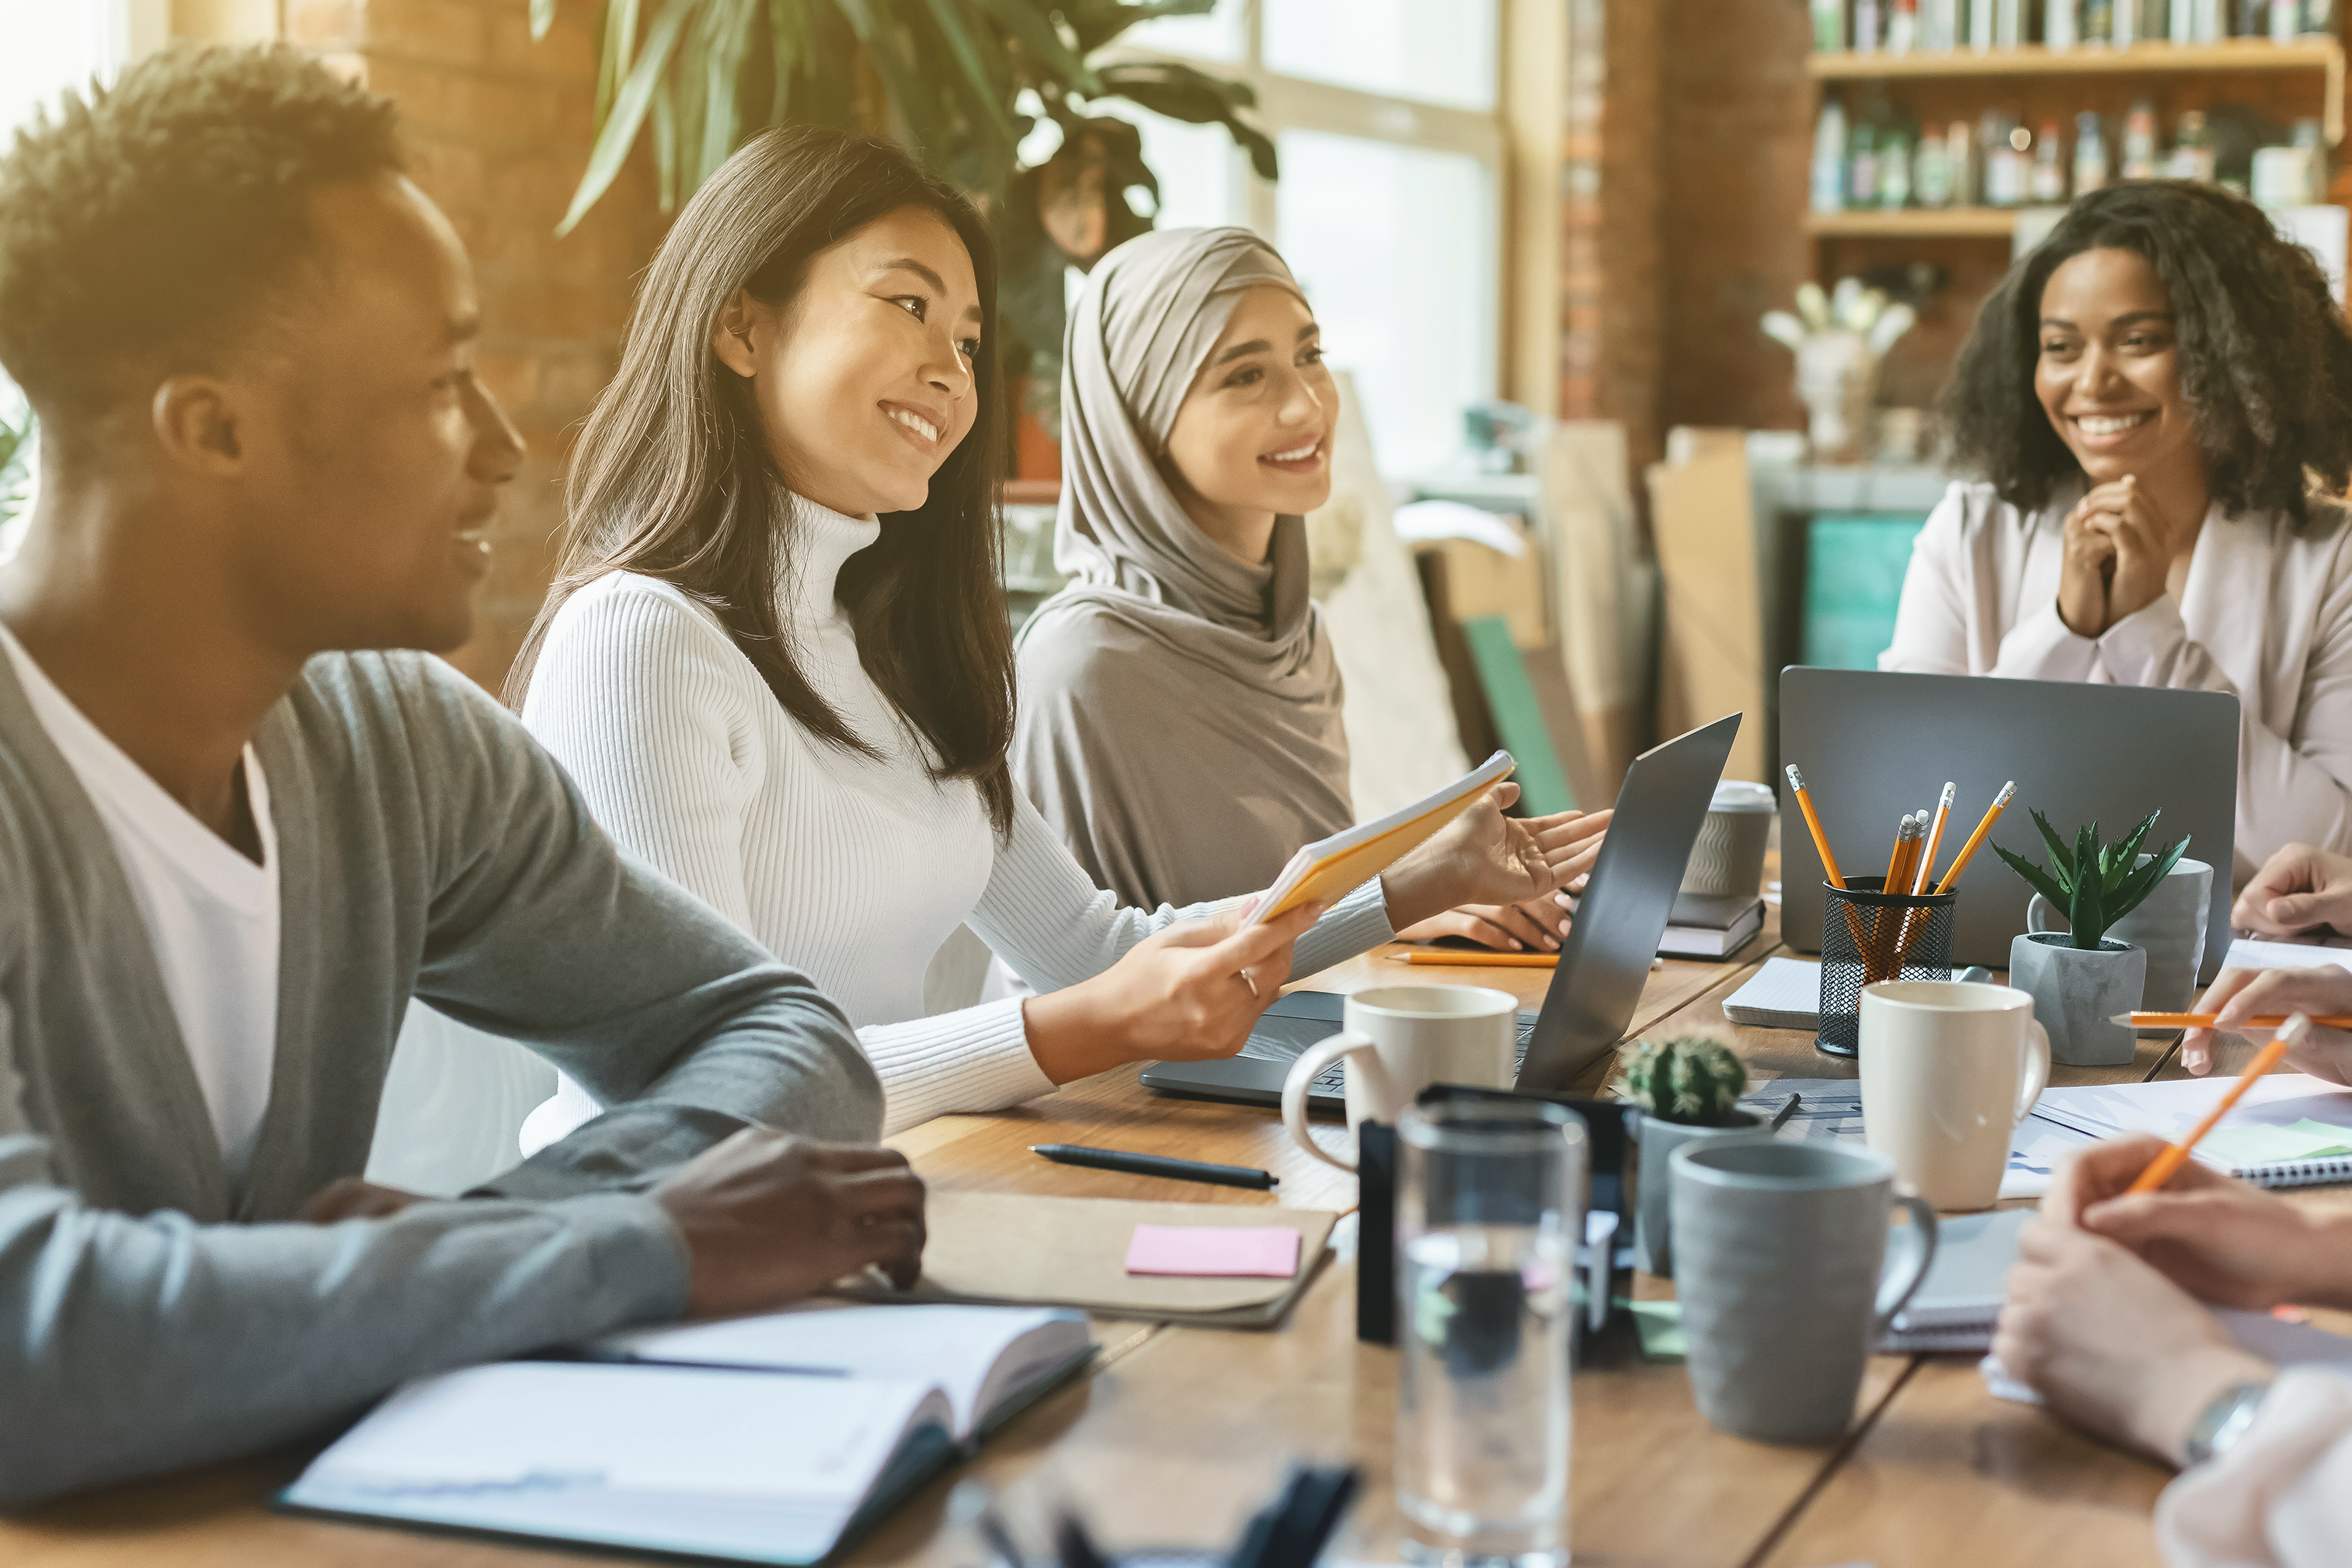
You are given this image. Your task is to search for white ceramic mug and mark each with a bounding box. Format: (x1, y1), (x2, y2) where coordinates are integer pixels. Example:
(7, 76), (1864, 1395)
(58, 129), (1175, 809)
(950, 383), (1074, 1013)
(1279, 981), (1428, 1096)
(1280, 986), (1517, 1172)
(1858, 980), (2051, 1211)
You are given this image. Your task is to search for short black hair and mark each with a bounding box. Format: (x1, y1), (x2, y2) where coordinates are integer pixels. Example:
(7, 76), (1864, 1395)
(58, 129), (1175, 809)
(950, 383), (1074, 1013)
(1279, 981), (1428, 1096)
(1942, 180), (2352, 526)
(0, 43), (402, 427)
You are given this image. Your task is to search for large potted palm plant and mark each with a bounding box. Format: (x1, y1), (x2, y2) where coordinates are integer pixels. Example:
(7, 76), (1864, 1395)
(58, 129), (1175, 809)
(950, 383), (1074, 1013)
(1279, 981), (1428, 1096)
(526, 1), (1277, 436)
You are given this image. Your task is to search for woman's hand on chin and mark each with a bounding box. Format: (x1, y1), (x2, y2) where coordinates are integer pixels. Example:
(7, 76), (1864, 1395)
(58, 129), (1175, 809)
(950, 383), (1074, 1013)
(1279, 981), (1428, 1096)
(1020, 896), (1323, 1083)
(1381, 789), (1610, 933)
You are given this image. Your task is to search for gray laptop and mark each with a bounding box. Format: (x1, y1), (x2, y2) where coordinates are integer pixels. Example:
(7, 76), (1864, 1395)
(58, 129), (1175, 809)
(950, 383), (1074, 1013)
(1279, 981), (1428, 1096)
(1779, 667), (2238, 979)
(1141, 712), (1741, 1111)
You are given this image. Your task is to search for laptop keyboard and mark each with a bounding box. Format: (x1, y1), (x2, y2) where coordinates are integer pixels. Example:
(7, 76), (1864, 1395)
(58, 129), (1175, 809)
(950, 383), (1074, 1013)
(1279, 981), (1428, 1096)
(1306, 1020), (1537, 1094)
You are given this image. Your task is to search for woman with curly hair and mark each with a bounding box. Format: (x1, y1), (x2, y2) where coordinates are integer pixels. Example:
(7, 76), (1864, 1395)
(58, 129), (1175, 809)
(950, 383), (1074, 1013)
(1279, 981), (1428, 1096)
(1882, 180), (2352, 882)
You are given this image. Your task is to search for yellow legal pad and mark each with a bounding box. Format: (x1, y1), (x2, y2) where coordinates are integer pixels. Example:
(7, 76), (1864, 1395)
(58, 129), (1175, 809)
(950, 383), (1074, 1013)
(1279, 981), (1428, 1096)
(1246, 749), (1517, 926)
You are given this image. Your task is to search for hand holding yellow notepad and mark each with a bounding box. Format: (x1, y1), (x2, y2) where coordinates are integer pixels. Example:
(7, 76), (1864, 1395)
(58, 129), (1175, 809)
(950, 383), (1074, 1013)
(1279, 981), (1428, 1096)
(1243, 750), (1516, 927)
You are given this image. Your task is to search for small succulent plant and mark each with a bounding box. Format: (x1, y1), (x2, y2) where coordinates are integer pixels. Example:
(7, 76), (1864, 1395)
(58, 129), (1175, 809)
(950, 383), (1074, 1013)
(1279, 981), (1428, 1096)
(1993, 809), (2190, 951)
(1613, 1033), (1749, 1128)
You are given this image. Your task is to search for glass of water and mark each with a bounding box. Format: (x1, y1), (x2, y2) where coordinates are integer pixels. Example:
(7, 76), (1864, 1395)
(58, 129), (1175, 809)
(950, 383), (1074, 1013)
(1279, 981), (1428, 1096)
(1395, 1099), (1585, 1568)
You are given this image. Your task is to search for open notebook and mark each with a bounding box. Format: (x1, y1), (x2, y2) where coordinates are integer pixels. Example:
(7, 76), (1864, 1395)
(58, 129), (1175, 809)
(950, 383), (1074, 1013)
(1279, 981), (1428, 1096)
(279, 1305), (1093, 1566)
(2030, 1073), (2352, 1188)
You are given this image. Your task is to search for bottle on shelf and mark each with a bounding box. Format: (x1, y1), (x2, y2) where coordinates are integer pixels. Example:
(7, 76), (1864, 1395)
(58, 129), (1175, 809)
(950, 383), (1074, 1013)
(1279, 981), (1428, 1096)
(2306, 0), (2337, 38)
(2193, 0), (2225, 39)
(1812, 96), (1848, 213)
(2114, 0), (2145, 46)
(1916, 124), (1955, 207)
(1811, 0), (1845, 51)
(2074, 111), (2112, 194)
(1970, 0), (1998, 49)
(1881, 127), (1915, 207)
(1857, 0), (1883, 51)
(1890, 0), (1919, 53)
(1985, 111), (2027, 207)
(2238, 0), (2268, 37)
(2030, 118), (2069, 203)
(2085, 0), (2116, 39)
(2169, 109), (2217, 182)
(2121, 99), (2160, 179)
(1923, 0), (1961, 48)
(2272, 0), (2302, 41)
(1947, 116), (1978, 204)
(1850, 116), (1882, 207)
(1995, 0), (2025, 46)
(2049, 0), (2079, 50)
(2171, 0), (2197, 40)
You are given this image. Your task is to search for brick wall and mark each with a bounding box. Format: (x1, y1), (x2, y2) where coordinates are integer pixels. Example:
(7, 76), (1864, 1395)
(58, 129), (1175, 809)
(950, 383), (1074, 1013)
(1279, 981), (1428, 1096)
(285, 0), (666, 694)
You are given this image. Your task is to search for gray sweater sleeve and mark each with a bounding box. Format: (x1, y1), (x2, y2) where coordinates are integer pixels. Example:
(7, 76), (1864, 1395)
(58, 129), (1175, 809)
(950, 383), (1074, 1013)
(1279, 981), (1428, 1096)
(0, 993), (687, 1507)
(0, 657), (882, 1506)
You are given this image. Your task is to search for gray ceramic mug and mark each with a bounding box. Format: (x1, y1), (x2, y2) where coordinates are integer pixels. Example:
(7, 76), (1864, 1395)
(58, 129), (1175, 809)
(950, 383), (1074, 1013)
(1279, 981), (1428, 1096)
(2027, 855), (2212, 1014)
(1670, 1136), (1936, 1444)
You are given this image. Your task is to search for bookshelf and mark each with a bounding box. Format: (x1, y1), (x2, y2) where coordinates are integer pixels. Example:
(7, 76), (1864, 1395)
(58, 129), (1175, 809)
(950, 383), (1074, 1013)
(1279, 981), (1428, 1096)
(1808, 39), (2345, 142)
(1804, 207), (2020, 237)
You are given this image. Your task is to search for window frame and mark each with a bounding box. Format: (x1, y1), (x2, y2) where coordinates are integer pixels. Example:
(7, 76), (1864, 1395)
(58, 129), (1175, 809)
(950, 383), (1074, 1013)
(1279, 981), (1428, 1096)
(1102, 0), (1513, 470)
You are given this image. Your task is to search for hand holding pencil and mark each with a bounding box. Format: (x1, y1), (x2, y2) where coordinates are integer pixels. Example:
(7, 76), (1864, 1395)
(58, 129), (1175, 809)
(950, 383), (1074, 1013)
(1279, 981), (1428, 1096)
(2180, 963), (2352, 1078)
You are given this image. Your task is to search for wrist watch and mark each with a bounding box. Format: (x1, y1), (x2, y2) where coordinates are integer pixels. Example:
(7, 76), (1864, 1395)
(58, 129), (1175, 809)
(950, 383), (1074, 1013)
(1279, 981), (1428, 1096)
(2185, 1380), (2274, 1466)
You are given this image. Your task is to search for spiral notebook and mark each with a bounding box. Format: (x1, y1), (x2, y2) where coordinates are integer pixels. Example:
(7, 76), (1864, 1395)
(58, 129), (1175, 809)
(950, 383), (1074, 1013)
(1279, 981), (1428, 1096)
(2028, 1073), (2352, 1188)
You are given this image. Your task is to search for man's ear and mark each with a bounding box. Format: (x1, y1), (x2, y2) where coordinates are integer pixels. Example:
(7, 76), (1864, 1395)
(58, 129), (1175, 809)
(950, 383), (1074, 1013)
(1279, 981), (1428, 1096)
(149, 375), (246, 476)
(711, 289), (763, 378)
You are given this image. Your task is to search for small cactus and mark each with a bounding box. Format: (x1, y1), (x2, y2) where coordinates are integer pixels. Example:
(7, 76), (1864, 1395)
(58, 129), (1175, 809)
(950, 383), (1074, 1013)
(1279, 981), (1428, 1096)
(1613, 1033), (1749, 1127)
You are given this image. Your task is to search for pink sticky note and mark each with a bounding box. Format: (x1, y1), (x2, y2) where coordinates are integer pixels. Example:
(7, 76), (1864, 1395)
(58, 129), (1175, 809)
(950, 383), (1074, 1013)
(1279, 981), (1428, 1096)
(1124, 1224), (1301, 1278)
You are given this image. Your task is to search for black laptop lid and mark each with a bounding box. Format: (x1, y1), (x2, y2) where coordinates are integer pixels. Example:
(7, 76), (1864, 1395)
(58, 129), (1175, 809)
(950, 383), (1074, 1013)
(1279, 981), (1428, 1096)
(1515, 712), (1741, 1091)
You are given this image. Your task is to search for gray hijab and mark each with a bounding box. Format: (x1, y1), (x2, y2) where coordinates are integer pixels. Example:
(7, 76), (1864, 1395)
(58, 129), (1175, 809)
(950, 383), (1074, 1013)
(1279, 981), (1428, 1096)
(1011, 227), (1352, 910)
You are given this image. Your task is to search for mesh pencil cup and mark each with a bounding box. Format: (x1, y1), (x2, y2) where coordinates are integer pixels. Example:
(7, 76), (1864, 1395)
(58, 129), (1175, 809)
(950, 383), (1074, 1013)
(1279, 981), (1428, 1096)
(1815, 878), (1958, 1058)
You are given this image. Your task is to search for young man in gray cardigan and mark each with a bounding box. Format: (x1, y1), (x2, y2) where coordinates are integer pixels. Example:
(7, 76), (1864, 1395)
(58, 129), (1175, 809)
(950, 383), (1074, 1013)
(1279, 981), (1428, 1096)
(0, 47), (927, 1505)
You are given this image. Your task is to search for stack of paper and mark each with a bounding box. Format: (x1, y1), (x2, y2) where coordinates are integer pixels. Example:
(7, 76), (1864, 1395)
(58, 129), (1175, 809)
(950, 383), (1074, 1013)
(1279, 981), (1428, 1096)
(1723, 956), (1821, 1030)
(2030, 1073), (2352, 1188)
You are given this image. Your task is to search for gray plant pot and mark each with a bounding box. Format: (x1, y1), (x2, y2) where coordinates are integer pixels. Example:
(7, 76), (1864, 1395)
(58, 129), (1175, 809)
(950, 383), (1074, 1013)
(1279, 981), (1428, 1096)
(1633, 1109), (1762, 1278)
(2009, 933), (2145, 1067)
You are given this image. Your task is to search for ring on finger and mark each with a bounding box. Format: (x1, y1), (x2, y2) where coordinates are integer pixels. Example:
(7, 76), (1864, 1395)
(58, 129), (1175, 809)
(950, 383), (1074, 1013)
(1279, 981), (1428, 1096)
(1239, 968), (1260, 999)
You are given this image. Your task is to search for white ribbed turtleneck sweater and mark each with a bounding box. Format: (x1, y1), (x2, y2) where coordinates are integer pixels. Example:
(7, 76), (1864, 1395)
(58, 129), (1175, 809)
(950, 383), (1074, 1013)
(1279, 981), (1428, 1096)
(519, 493), (1393, 1139)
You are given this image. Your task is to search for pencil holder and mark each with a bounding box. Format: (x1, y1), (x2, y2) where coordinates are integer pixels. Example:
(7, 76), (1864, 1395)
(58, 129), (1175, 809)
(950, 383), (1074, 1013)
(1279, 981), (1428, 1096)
(1816, 878), (1958, 1058)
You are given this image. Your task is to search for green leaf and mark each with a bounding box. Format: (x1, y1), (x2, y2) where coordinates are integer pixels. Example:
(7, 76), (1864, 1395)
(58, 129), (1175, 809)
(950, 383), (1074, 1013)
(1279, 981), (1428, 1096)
(972, 0), (1101, 93)
(2030, 808), (2075, 888)
(594, 0), (642, 127)
(1994, 843), (2072, 913)
(834, 0), (952, 162)
(2069, 865), (2107, 949)
(2103, 811), (2160, 891)
(913, 0), (1021, 159)
(2073, 822), (2100, 895)
(1094, 61), (1278, 179)
(694, 0), (760, 187)
(559, 0), (691, 235)
(531, 0), (562, 40)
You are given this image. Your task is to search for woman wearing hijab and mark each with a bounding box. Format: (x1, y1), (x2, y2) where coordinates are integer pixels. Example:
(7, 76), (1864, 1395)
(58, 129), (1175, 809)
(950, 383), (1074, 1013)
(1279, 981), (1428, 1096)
(498, 130), (1599, 1148)
(1013, 227), (1605, 951)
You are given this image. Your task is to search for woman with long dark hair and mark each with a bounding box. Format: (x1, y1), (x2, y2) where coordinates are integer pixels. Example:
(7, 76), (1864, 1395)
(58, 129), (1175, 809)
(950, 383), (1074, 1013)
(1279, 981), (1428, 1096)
(1883, 180), (2352, 882)
(508, 127), (1589, 1142)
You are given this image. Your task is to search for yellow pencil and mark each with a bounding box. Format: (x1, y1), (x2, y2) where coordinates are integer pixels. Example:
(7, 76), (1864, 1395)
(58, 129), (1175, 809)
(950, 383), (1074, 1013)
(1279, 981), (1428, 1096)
(1783, 764), (1847, 888)
(2126, 1015), (2307, 1194)
(1933, 781), (2018, 895)
(1400, 950), (1559, 968)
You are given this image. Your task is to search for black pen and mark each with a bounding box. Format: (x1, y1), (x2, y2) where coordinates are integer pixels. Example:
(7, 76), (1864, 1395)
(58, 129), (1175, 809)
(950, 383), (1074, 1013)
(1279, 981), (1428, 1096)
(1767, 1092), (1801, 1132)
(1031, 1143), (1278, 1190)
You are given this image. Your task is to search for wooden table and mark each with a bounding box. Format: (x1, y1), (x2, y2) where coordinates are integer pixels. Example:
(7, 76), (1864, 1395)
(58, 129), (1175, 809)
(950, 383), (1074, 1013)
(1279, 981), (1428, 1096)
(0, 929), (2298, 1568)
